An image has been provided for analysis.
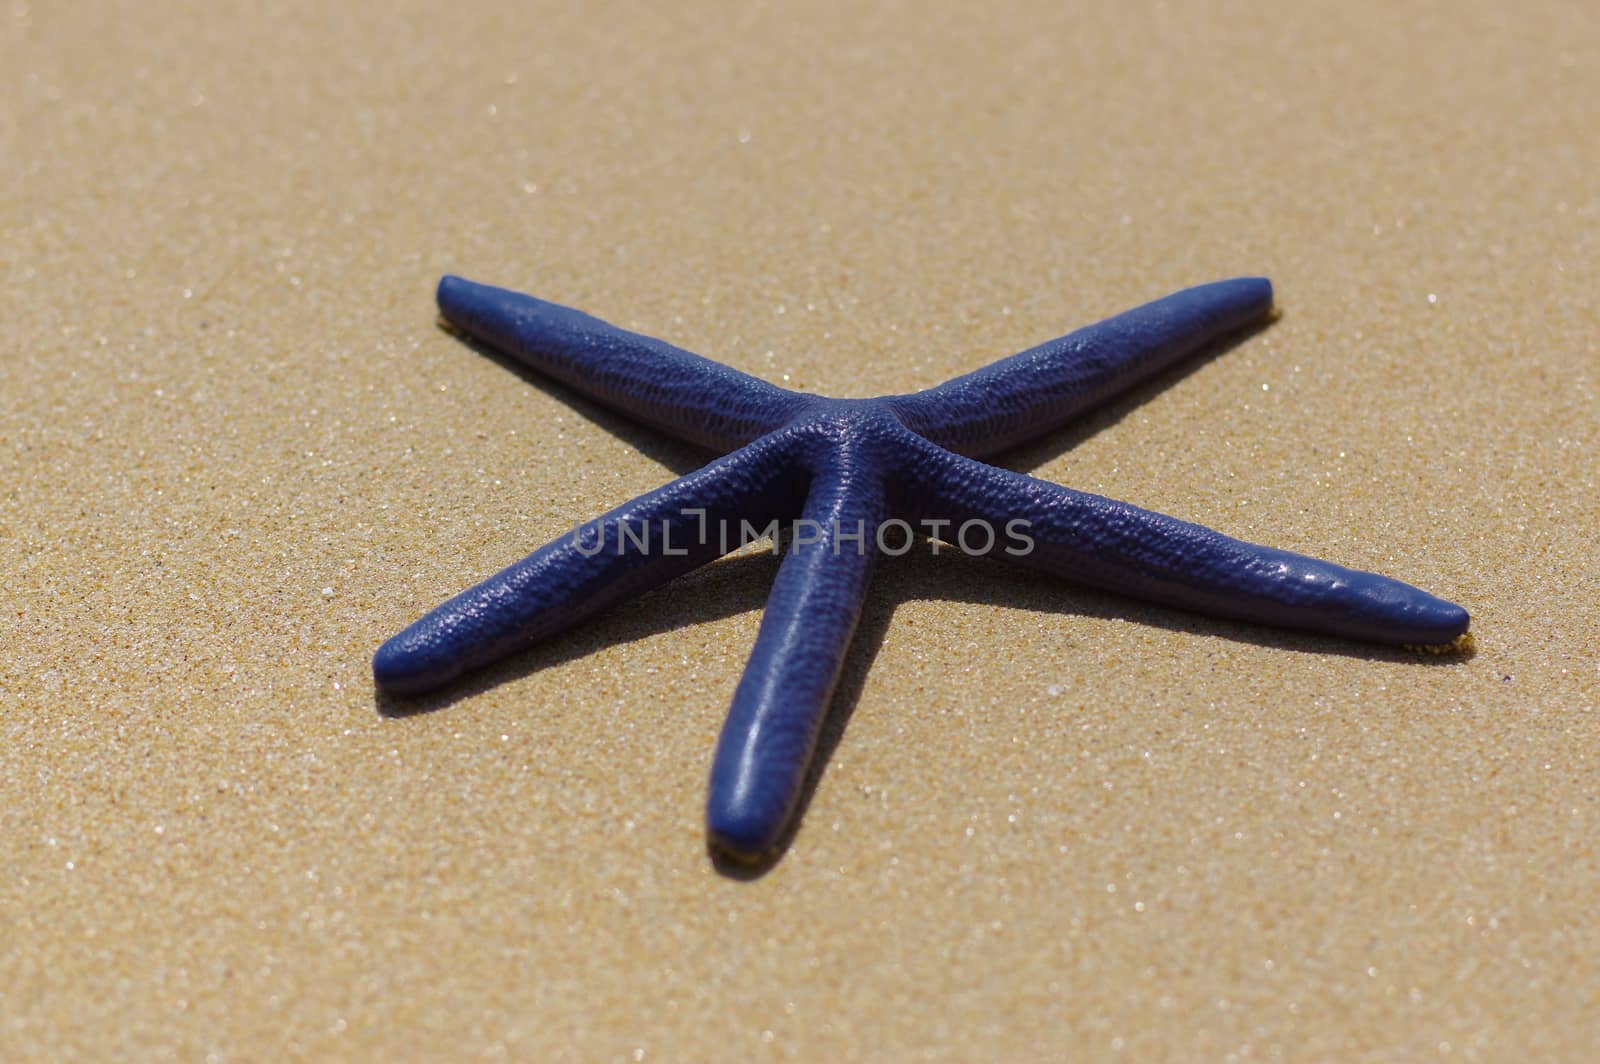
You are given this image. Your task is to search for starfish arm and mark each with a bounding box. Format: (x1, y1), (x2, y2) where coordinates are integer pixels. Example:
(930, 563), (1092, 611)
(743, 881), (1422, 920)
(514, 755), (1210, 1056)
(906, 447), (1470, 646)
(888, 278), (1274, 458)
(436, 275), (815, 451)
(373, 435), (806, 696)
(706, 459), (885, 860)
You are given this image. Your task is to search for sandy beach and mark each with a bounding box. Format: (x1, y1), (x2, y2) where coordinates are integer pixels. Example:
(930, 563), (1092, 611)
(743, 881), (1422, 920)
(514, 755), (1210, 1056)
(4, 1), (1599, 1058)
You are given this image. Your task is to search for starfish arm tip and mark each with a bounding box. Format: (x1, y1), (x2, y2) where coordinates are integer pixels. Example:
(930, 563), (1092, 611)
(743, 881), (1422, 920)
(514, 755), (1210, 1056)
(1428, 603), (1473, 645)
(434, 273), (495, 333)
(372, 629), (460, 696)
(1345, 575), (1470, 645)
(706, 800), (787, 863)
(1213, 275), (1275, 322)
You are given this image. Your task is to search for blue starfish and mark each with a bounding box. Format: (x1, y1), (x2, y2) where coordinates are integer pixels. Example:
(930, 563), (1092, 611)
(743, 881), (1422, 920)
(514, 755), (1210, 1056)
(374, 275), (1469, 862)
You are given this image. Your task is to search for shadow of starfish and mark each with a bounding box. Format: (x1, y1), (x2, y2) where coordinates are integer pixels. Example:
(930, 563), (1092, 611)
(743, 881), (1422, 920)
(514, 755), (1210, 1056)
(374, 275), (1470, 864)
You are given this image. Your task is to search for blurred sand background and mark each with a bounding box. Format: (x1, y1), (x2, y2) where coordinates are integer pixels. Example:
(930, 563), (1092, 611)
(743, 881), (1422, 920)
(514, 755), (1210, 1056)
(4, 1), (1599, 1059)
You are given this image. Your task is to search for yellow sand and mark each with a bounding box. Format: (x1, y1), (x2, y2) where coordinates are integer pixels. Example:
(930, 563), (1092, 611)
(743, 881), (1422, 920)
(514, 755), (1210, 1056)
(4, 1), (1598, 1058)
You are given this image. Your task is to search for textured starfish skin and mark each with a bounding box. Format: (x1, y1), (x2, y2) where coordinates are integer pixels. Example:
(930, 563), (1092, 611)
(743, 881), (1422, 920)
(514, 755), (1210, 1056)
(374, 275), (1470, 861)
